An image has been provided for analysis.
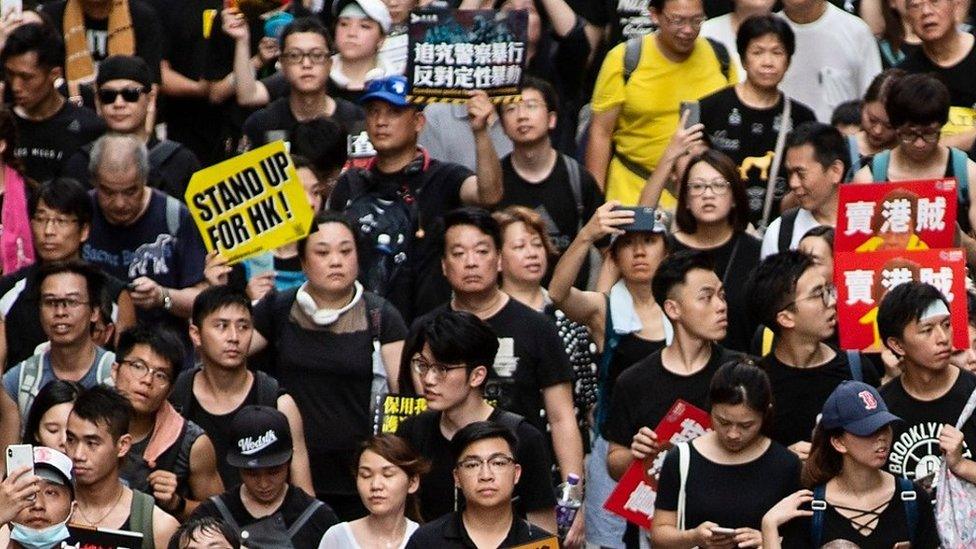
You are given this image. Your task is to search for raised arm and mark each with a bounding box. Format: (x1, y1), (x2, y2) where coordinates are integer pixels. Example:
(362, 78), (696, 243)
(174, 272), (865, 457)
(638, 112), (703, 207)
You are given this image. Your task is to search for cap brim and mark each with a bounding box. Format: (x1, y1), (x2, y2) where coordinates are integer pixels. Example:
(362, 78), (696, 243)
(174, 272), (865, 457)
(359, 91), (410, 107)
(227, 448), (293, 470)
(844, 411), (902, 436)
(35, 464), (72, 488)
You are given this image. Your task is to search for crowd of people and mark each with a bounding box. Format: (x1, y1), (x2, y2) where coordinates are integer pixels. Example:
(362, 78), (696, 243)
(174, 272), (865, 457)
(0, 0), (973, 546)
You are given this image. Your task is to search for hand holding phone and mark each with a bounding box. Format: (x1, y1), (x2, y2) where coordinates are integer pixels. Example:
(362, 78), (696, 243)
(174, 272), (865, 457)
(710, 526), (735, 536)
(680, 100), (700, 129)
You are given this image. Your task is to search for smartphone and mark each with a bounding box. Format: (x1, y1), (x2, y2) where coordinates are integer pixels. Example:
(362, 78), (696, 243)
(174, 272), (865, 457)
(680, 100), (700, 128)
(710, 527), (736, 536)
(249, 253), (275, 277)
(6, 444), (33, 476)
(1, 0), (22, 17)
(614, 206), (658, 232)
(127, 281), (139, 292)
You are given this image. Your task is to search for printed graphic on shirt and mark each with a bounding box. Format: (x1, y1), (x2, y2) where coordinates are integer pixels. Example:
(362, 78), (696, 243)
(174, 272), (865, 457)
(888, 421), (972, 481)
(128, 234), (175, 278)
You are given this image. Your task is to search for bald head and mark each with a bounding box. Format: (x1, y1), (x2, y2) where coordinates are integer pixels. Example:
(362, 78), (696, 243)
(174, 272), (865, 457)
(89, 132), (149, 184)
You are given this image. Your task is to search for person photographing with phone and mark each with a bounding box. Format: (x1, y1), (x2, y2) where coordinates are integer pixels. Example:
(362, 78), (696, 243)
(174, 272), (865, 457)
(0, 446), (76, 549)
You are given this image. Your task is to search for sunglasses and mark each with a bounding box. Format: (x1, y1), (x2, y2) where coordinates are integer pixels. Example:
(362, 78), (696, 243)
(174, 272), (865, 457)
(97, 87), (148, 104)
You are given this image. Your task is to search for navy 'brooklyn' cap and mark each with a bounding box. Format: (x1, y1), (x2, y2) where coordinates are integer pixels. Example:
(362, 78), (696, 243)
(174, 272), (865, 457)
(821, 381), (902, 436)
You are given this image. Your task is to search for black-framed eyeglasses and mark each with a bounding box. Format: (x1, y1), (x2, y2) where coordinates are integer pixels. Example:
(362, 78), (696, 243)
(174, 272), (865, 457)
(30, 215), (79, 229)
(281, 49), (330, 65)
(410, 356), (467, 378)
(897, 126), (940, 144)
(687, 179), (732, 196)
(780, 283), (837, 311)
(119, 359), (172, 385)
(40, 297), (89, 310)
(455, 453), (516, 474)
(97, 87), (148, 104)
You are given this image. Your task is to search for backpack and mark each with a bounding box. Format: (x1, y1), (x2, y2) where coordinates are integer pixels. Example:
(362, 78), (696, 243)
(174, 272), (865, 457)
(210, 492), (323, 549)
(129, 488), (156, 549)
(563, 153), (585, 231)
(623, 36), (731, 84)
(169, 367), (281, 417)
(775, 207), (801, 255)
(870, 148), (970, 211)
(810, 476), (919, 548)
(16, 349), (114, 420)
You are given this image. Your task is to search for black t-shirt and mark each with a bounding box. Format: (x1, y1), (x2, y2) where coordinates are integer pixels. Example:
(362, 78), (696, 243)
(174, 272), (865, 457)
(328, 159), (473, 321)
(12, 101), (105, 183)
(0, 262), (127, 370)
(242, 96), (364, 149)
(656, 440), (801, 530)
(880, 368), (976, 484)
(62, 137), (201, 200)
(40, 0), (164, 83)
(698, 88), (817, 225)
(761, 348), (881, 447)
(120, 419), (204, 499)
(405, 511), (554, 549)
(899, 40), (976, 110)
(191, 485), (338, 548)
(603, 345), (741, 448)
(779, 479), (940, 548)
(414, 301), (574, 439)
(667, 232), (761, 353)
(396, 408), (557, 520)
(498, 154), (603, 287)
(252, 289), (407, 495)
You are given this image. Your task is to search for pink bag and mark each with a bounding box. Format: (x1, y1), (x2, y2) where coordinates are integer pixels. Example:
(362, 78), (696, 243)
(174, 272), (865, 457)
(935, 388), (976, 548)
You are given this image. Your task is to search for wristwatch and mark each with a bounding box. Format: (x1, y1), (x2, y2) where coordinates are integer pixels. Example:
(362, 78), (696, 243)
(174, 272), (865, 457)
(161, 288), (173, 311)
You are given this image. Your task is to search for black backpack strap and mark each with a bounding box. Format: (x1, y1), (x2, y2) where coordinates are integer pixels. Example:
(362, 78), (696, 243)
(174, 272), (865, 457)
(362, 292), (384, 340)
(286, 499), (324, 537)
(777, 208), (800, 253)
(562, 154), (584, 231)
(705, 37), (731, 79)
(209, 494), (242, 532)
(149, 140), (182, 168)
(810, 483), (828, 549)
(846, 351), (863, 382)
(253, 370), (281, 407)
(622, 37), (643, 84)
(169, 367), (200, 415)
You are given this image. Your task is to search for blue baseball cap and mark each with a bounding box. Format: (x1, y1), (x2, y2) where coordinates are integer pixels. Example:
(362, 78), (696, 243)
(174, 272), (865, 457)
(359, 75), (410, 107)
(821, 381), (902, 436)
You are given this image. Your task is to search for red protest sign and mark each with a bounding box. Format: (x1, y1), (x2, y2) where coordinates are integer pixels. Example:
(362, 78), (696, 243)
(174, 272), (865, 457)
(834, 249), (967, 352)
(835, 179), (957, 253)
(603, 400), (711, 529)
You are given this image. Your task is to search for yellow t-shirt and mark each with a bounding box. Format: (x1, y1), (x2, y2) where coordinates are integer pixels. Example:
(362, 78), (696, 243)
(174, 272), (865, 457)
(591, 35), (737, 205)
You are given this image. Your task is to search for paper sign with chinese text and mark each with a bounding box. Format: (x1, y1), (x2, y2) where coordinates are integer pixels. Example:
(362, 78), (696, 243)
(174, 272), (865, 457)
(407, 8), (527, 104)
(184, 140), (314, 265)
(372, 394), (430, 434)
(835, 179), (957, 253)
(603, 400), (711, 529)
(834, 249), (967, 351)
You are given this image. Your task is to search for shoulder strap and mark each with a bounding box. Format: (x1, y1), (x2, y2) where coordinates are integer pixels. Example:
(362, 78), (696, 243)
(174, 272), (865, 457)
(595, 294), (619, 434)
(846, 351), (863, 382)
(951, 147), (969, 203)
(253, 370), (281, 407)
(286, 499), (324, 537)
(761, 98), (792, 231)
(871, 150), (891, 182)
(896, 476), (919, 545)
(846, 134), (861, 181)
(209, 494), (242, 532)
(95, 350), (115, 385)
(778, 208), (800, 253)
(705, 37), (731, 78)
(562, 154), (584, 231)
(623, 37), (643, 84)
(148, 140), (182, 168)
(955, 387), (976, 430)
(362, 292), (384, 340)
(164, 194), (182, 236)
(129, 489), (156, 549)
(810, 484), (828, 549)
(170, 368), (199, 415)
(17, 353), (45, 419)
(676, 442), (690, 531)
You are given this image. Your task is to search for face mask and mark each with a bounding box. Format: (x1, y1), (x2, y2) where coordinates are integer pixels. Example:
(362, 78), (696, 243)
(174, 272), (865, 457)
(10, 510), (72, 549)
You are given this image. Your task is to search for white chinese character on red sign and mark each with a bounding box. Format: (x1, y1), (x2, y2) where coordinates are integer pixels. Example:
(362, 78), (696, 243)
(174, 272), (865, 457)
(917, 196), (947, 232)
(881, 267), (914, 290)
(880, 198), (912, 233)
(844, 201), (876, 236)
(920, 267), (955, 302)
(845, 270), (875, 305)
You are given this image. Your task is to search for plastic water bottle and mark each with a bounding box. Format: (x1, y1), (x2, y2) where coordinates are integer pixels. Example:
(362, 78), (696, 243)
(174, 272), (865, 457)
(555, 473), (583, 539)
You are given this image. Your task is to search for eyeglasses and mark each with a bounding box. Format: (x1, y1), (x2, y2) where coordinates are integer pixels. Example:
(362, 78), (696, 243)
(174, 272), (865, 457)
(687, 179), (732, 196)
(501, 99), (546, 115)
(906, 0), (948, 12)
(456, 453), (516, 474)
(30, 215), (78, 229)
(119, 359), (172, 385)
(281, 49), (330, 65)
(411, 356), (467, 378)
(41, 297), (89, 310)
(897, 126), (940, 144)
(660, 13), (705, 28)
(97, 87), (148, 104)
(780, 283), (837, 311)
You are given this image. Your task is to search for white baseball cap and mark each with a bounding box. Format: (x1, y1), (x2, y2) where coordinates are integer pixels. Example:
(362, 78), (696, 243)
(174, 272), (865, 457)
(333, 0), (392, 34)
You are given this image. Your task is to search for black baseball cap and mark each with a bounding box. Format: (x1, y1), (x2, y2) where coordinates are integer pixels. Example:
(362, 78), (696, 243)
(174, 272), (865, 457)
(226, 405), (293, 469)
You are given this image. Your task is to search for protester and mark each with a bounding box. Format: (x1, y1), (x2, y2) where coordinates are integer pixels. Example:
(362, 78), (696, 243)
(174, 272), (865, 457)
(651, 360), (801, 548)
(318, 434), (428, 549)
(22, 380), (82, 452)
(189, 405), (338, 547)
(395, 309), (559, 533)
(761, 381), (940, 548)
(700, 0), (776, 74)
(0, 447), (74, 549)
(329, 0), (394, 103)
(876, 0), (920, 67)
(797, 226), (834, 278)
(404, 421), (555, 548)
(167, 517), (240, 549)
(0, 108), (34, 277)
(249, 211), (407, 519)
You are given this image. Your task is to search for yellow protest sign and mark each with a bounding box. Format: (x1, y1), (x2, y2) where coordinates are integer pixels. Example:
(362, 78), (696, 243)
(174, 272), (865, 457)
(184, 140), (313, 264)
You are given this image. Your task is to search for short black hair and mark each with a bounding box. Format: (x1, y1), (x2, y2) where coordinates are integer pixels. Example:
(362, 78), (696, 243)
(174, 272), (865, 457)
(518, 75), (559, 113)
(442, 207), (502, 255)
(651, 249), (715, 309)
(23, 380), (82, 447)
(745, 251), (816, 333)
(116, 324), (186, 381)
(37, 259), (105, 307)
(675, 149), (750, 234)
(0, 23), (64, 71)
(450, 421), (519, 463)
(192, 285), (251, 327)
(785, 122), (850, 178)
(736, 14), (795, 61)
(800, 225), (835, 244)
(831, 100), (862, 128)
(650, 0), (700, 11)
(968, 291), (976, 328)
(280, 17), (332, 51)
(168, 517), (241, 549)
(885, 73), (950, 129)
(297, 210), (361, 260)
(710, 358), (773, 435)
(401, 309), (499, 391)
(71, 384), (132, 441)
(878, 281), (949, 350)
(29, 177), (93, 226)
(291, 118), (348, 177)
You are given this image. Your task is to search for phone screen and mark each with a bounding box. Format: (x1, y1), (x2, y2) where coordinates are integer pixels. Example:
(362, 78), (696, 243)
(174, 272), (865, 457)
(6, 444), (33, 476)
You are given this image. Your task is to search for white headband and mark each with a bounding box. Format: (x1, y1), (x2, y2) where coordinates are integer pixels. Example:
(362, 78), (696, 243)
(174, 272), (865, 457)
(920, 299), (950, 322)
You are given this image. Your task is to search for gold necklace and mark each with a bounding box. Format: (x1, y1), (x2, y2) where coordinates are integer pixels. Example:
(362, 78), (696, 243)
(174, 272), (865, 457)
(77, 487), (125, 527)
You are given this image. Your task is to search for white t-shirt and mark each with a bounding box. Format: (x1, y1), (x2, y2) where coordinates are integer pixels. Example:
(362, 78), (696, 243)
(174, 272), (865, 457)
(777, 4), (881, 122)
(700, 14), (745, 83)
(318, 519), (419, 549)
(760, 207), (824, 258)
